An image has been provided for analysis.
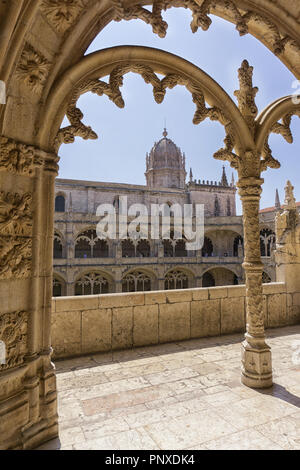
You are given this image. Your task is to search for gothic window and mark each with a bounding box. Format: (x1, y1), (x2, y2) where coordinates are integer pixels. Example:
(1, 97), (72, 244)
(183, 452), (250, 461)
(163, 239), (173, 257)
(262, 272), (272, 284)
(233, 236), (243, 257)
(122, 239), (135, 257)
(55, 195), (65, 212)
(227, 197), (231, 216)
(214, 196), (220, 217)
(122, 272), (151, 292)
(175, 239), (187, 257)
(202, 271), (215, 287)
(75, 272), (109, 296)
(53, 233), (63, 259)
(137, 239), (150, 257)
(53, 278), (62, 297)
(202, 237), (213, 257)
(165, 270), (188, 290)
(75, 230), (109, 258)
(93, 239), (109, 258)
(260, 229), (276, 257)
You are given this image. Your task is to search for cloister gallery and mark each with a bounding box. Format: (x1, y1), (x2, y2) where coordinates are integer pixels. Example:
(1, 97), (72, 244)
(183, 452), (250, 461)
(0, 0), (300, 450)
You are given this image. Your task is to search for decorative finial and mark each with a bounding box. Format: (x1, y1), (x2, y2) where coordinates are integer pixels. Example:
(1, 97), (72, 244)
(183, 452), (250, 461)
(275, 189), (281, 210)
(189, 168), (193, 182)
(284, 180), (296, 209)
(234, 59), (258, 134)
(163, 127), (168, 138)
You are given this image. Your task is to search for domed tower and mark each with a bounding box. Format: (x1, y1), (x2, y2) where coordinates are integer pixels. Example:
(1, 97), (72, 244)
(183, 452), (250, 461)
(145, 129), (187, 189)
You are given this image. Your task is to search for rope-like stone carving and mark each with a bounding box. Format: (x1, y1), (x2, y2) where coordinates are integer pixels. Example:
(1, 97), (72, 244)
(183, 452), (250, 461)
(56, 63), (231, 151)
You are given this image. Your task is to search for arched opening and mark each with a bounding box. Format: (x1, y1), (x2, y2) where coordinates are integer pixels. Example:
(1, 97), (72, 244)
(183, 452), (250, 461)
(2, 1), (300, 449)
(202, 237), (213, 257)
(202, 271), (215, 288)
(136, 239), (150, 258)
(75, 229), (108, 258)
(260, 229), (276, 257)
(122, 271), (151, 292)
(52, 277), (63, 297)
(53, 233), (63, 259)
(122, 239), (135, 258)
(93, 239), (109, 258)
(163, 239), (173, 257)
(75, 272), (110, 295)
(203, 267), (239, 287)
(233, 236), (244, 257)
(165, 270), (189, 290)
(175, 239), (187, 257)
(55, 195), (65, 213)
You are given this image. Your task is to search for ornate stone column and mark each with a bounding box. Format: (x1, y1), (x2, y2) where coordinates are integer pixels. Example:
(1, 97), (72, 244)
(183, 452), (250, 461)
(237, 176), (273, 388)
(0, 136), (59, 449)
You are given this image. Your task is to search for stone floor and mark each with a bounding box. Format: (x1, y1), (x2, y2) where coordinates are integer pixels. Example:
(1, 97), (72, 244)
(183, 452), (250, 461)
(39, 325), (300, 450)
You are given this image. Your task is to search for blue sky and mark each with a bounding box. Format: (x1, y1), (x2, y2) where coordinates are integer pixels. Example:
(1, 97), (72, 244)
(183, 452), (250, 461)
(58, 8), (300, 215)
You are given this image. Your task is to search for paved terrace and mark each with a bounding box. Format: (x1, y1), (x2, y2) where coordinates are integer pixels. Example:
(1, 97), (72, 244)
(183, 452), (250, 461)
(40, 325), (300, 450)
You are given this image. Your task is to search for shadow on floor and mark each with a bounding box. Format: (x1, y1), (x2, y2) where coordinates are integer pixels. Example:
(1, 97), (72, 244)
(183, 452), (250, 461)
(258, 382), (300, 408)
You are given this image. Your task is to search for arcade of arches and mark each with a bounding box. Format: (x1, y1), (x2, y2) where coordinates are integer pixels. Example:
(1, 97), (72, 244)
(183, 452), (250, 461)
(1, 0), (300, 450)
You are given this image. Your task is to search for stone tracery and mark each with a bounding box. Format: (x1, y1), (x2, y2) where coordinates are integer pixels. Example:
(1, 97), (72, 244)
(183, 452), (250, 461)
(55, 62), (229, 151)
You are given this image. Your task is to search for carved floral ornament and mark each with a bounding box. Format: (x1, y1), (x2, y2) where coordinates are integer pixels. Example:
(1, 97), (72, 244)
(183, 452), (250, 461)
(41, 0), (88, 34)
(15, 43), (51, 95)
(0, 311), (28, 371)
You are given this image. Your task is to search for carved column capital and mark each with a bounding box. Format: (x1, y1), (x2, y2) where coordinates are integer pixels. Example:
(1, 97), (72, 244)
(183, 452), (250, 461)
(0, 136), (59, 176)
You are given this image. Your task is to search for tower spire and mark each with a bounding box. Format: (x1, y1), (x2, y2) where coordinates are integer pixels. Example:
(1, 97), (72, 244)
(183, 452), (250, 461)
(221, 166), (228, 187)
(275, 188), (281, 211)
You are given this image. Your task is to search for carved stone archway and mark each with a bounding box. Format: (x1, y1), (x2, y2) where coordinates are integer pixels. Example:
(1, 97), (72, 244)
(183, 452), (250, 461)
(1, 36), (300, 449)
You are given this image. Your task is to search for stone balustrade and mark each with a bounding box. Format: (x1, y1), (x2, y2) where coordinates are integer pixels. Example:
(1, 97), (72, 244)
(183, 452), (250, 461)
(51, 282), (299, 359)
